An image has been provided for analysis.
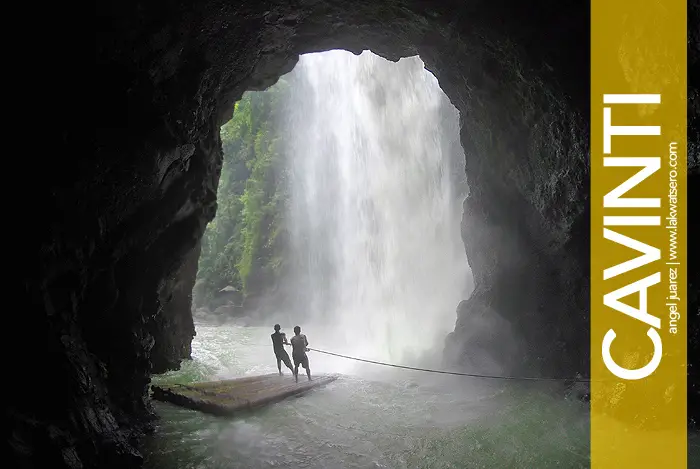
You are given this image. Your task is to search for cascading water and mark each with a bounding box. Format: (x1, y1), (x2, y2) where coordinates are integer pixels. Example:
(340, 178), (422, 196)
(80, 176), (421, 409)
(279, 50), (472, 364)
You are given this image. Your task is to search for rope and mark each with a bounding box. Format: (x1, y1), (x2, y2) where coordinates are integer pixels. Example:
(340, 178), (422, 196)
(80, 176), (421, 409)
(306, 347), (591, 383)
(250, 343), (591, 383)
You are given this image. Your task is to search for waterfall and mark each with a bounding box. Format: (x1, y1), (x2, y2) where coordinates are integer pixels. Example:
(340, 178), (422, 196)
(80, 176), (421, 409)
(280, 50), (472, 364)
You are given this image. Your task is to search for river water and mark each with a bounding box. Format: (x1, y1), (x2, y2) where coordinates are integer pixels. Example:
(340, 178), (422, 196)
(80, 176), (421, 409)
(144, 323), (592, 469)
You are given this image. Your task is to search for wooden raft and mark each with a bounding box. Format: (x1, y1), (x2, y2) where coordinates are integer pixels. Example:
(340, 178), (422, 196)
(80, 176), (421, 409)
(151, 373), (338, 416)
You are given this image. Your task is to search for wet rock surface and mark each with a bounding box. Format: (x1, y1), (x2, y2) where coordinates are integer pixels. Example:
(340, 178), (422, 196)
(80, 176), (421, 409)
(13, 0), (698, 467)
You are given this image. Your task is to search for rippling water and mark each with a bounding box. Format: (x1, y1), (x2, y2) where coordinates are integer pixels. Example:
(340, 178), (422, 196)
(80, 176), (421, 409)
(144, 322), (596, 469)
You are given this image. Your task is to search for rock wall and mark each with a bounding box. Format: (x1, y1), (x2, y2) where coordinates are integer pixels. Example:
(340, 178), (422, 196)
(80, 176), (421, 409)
(12, 0), (697, 467)
(151, 241), (200, 373)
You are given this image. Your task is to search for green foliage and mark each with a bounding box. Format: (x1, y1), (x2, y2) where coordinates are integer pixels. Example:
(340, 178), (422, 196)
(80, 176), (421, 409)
(195, 79), (290, 307)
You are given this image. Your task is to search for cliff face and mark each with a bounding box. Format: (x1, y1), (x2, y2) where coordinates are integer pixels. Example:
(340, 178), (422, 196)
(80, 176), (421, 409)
(443, 57), (591, 376)
(13, 0), (697, 467)
(151, 241), (200, 373)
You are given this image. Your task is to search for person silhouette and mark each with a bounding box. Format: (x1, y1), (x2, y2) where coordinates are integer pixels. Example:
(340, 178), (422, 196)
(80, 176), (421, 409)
(290, 325), (311, 382)
(270, 324), (294, 376)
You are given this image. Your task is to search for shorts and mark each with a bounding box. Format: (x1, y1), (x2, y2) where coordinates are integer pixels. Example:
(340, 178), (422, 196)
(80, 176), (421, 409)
(293, 353), (309, 369)
(275, 349), (292, 368)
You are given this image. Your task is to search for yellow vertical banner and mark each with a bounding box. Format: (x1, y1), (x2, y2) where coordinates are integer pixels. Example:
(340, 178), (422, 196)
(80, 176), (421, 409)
(591, 0), (687, 468)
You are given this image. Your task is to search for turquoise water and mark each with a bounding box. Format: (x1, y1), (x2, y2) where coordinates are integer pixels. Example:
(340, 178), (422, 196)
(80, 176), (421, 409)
(143, 322), (598, 468)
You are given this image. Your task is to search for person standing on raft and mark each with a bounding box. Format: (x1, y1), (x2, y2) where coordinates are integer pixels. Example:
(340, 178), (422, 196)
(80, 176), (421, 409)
(271, 324), (294, 376)
(290, 326), (311, 382)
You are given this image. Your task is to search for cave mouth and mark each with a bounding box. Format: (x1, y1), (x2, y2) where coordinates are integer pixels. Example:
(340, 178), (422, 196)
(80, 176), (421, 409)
(23, 2), (597, 468)
(188, 49), (474, 371)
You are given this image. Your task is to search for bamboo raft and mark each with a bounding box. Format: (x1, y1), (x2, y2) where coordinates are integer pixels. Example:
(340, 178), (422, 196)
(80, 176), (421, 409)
(151, 373), (338, 416)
